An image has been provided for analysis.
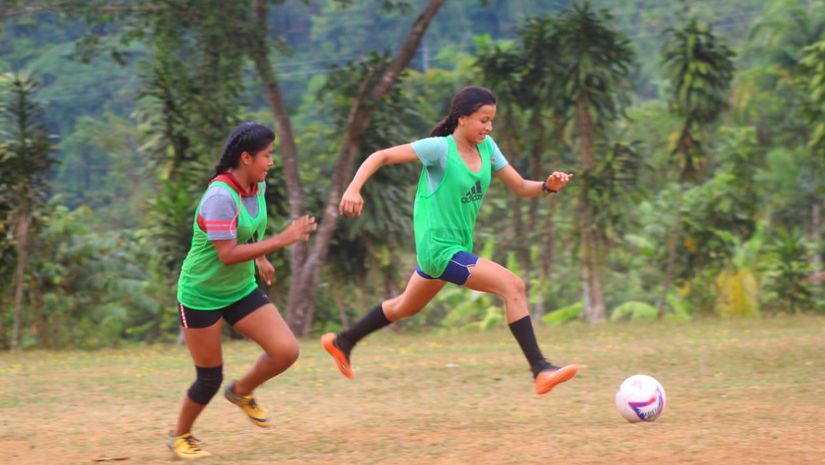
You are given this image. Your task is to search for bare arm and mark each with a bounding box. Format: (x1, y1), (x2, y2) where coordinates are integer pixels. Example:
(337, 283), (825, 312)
(340, 144), (419, 217)
(212, 215), (317, 265)
(495, 165), (573, 198)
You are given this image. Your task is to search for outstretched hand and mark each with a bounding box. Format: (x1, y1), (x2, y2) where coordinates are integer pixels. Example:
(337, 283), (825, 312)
(545, 171), (573, 192)
(339, 188), (364, 217)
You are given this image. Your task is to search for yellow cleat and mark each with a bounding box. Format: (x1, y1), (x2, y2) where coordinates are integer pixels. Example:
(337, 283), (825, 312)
(224, 380), (271, 428)
(166, 432), (211, 460)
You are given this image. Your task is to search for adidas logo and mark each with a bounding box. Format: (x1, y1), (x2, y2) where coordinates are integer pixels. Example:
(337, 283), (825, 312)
(461, 180), (483, 203)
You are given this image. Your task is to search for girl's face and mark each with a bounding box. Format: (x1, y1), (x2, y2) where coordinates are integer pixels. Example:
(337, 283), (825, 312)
(458, 104), (496, 145)
(241, 142), (275, 183)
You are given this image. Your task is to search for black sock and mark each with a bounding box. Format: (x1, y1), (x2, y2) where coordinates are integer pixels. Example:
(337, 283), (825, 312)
(337, 304), (391, 355)
(509, 316), (552, 378)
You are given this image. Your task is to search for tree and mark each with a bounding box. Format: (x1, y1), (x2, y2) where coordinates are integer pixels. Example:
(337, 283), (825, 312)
(0, 73), (55, 351)
(248, 0), (447, 336)
(554, 2), (636, 323)
(317, 55), (422, 329)
(797, 36), (825, 279)
(658, 17), (735, 317)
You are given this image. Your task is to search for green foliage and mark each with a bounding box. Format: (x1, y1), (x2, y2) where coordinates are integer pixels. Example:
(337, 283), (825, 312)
(54, 112), (149, 228)
(666, 292), (696, 320)
(432, 287), (500, 332)
(555, 2), (636, 128)
(662, 17), (735, 178)
(318, 53), (422, 307)
(22, 204), (173, 348)
(609, 301), (657, 321)
(762, 228), (815, 313)
(3, 1), (824, 347)
(541, 302), (583, 326)
(680, 127), (761, 276)
(0, 72), (56, 350)
(662, 18), (735, 125)
(714, 268), (761, 318)
(746, 0), (825, 70)
(578, 140), (647, 242)
(0, 72), (55, 193)
(798, 37), (825, 152)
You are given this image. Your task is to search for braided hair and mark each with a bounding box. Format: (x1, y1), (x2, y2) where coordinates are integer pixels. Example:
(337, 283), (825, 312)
(430, 86), (497, 137)
(211, 122), (276, 179)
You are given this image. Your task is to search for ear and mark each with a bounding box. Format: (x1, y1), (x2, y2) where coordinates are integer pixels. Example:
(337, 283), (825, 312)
(458, 115), (466, 127)
(240, 151), (253, 165)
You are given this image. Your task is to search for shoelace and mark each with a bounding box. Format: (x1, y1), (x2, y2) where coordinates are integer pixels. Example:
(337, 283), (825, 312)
(247, 398), (258, 409)
(183, 435), (203, 451)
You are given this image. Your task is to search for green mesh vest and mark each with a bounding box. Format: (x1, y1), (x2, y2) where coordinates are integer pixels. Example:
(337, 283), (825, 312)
(414, 135), (492, 277)
(177, 181), (267, 310)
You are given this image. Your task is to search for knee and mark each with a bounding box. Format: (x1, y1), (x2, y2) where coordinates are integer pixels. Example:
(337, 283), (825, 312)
(187, 365), (223, 405)
(503, 275), (526, 301)
(387, 300), (421, 320)
(281, 339), (300, 367)
(265, 338), (300, 368)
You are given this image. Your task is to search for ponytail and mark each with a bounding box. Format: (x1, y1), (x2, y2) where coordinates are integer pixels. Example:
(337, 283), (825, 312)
(430, 86), (497, 138)
(430, 114), (459, 137)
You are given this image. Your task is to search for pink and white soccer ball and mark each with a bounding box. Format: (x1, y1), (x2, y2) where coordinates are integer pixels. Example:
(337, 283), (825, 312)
(615, 375), (666, 423)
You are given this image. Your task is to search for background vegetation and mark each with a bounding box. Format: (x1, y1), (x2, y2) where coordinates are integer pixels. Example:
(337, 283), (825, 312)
(1, 0), (823, 349)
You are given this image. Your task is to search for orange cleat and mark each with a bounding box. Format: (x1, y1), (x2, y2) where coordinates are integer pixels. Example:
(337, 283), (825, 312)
(534, 364), (579, 395)
(321, 333), (354, 379)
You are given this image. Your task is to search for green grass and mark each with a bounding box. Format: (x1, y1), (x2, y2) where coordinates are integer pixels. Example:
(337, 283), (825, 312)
(1, 314), (824, 464)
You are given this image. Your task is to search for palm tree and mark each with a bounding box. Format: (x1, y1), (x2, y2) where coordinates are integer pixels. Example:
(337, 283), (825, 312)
(747, 0), (825, 70)
(0, 73), (55, 352)
(798, 37), (825, 278)
(554, 2), (636, 323)
(658, 17), (735, 316)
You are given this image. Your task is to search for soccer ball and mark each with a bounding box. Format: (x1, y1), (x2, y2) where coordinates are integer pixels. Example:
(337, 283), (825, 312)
(615, 375), (666, 423)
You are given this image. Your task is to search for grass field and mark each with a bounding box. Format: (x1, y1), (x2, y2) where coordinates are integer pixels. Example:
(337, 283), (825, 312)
(1, 314), (824, 464)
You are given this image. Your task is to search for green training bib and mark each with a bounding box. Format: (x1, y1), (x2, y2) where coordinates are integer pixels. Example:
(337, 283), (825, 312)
(177, 181), (267, 310)
(413, 135), (492, 277)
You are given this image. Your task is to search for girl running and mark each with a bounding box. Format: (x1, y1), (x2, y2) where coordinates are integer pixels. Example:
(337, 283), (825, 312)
(167, 122), (317, 460)
(322, 86), (579, 395)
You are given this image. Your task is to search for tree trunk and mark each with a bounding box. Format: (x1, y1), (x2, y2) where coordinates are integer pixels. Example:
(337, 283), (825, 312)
(534, 196), (558, 321)
(11, 209), (31, 353)
(284, 0), (447, 336)
(512, 192), (529, 274)
(250, 0), (309, 290)
(527, 109), (546, 232)
(575, 93), (605, 323)
(536, 116), (566, 320)
(526, 110), (546, 316)
(812, 200), (822, 290)
(657, 186), (685, 317)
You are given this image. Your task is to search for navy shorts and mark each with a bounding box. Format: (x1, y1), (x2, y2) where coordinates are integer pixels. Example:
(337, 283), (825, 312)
(177, 288), (270, 328)
(416, 251), (480, 286)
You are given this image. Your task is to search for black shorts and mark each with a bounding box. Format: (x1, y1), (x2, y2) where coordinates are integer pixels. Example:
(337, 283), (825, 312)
(177, 288), (270, 328)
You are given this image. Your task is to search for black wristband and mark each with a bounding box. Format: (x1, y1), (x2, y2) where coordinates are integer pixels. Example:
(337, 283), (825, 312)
(542, 179), (558, 194)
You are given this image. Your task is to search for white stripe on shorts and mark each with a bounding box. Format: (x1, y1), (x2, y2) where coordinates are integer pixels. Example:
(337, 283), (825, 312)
(179, 303), (189, 328)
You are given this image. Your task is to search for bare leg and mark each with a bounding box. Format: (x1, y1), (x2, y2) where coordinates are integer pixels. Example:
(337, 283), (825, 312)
(464, 258), (579, 394)
(231, 304), (299, 396)
(463, 258), (528, 323)
(174, 320), (223, 436)
(322, 271), (446, 377)
(382, 271), (448, 321)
